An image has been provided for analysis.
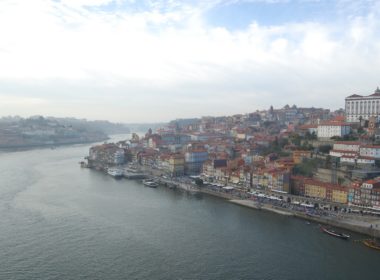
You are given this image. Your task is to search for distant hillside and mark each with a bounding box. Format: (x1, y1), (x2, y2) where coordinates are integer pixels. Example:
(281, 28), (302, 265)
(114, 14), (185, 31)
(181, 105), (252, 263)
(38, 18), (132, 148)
(0, 116), (130, 148)
(126, 123), (166, 133)
(47, 117), (130, 135)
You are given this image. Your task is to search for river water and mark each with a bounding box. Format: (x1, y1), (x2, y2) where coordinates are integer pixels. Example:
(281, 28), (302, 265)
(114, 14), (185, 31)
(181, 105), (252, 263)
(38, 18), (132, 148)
(0, 136), (379, 280)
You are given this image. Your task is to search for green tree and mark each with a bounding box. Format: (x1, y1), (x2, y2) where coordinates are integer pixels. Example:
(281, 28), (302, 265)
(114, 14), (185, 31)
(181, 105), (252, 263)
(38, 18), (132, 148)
(325, 155), (332, 168)
(195, 178), (204, 187)
(319, 145), (332, 154)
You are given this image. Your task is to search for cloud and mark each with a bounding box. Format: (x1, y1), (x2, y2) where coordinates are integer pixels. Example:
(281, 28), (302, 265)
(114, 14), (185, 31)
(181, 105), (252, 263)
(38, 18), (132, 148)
(0, 94), (48, 106)
(0, 0), (380, 122)
(60, 0), (115, 7)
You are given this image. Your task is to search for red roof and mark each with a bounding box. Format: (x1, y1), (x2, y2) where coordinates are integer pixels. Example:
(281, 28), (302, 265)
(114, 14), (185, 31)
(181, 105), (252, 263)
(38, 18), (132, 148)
(299, 124), (318, 129)
(319, 121), (350, 126)
(359, 156), (375, 160)
(341, 155), (356, 159)
(330, 149), (357, 154)
(303, 178), (347, 191)
(363, 179), (380, 188)
(333, 116), (345, 122)
(360, 145), (380, 149)
(334, 141), (361, 145)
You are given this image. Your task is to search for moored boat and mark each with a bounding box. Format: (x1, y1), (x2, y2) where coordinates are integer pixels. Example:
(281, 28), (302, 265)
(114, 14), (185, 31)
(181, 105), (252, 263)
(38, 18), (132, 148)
(143, 179), (158, 188)
(321, 227), (350, 240)
(107, 168), (124, 178)
(363, 239), (380, 251)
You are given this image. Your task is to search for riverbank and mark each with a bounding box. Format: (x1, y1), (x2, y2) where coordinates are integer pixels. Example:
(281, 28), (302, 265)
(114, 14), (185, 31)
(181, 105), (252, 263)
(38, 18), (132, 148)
(230, 200), (293, 216)
(228, 198), (380, 238)
(157, 178), (380, 238)
(0, 137), (109, 151)
(94, 165), (380, 239)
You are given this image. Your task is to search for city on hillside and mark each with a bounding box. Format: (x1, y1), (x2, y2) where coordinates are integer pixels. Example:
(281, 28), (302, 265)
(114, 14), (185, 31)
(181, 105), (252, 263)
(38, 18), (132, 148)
(86, 87), (380, 213)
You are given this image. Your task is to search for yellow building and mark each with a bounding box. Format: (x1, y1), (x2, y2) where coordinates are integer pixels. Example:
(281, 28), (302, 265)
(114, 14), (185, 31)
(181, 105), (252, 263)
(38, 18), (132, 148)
(304, 183), (326, 199)
(169, 154), (185, 177)
(331, 189), (348, 204)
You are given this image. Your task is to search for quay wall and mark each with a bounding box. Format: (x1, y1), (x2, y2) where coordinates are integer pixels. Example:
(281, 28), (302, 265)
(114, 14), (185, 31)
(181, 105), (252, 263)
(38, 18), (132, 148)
(294, 212), (380, 238)
(88, 165), (380, 238)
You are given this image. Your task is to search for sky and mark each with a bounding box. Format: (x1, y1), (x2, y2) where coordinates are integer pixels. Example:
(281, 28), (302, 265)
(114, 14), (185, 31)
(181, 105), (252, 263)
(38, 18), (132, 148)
(0, 0), (380, 123)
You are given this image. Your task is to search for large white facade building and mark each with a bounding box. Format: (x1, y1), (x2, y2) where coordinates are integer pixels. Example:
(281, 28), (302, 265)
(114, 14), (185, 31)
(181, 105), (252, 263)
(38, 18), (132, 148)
(345, 88), (380, 123)
(317, 122), (351, 139)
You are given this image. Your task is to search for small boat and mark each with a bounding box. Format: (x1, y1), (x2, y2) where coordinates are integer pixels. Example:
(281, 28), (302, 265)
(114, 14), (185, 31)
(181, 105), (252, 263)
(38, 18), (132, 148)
(107, 168), (124, 178)
(363, 239), (380, 251)
(143, 179), (158, 188)
(321, 227), (350, 240)
(79, 161), (88, 168)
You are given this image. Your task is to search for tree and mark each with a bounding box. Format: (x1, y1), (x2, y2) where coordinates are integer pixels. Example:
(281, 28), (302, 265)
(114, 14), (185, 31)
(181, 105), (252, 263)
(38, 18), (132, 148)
(357, 127), (365, 134)
(290, 133), (302, 146)
(325, 155), (332, 168)
(305, 131), (317, 140)
(292, 158), (321, 177)
(195, 178), (203, 187)
(279, 138), (289, 148)
(338, 177), (344, 185)
(131, 133), (140, 141)
(319, 145), (332, 154)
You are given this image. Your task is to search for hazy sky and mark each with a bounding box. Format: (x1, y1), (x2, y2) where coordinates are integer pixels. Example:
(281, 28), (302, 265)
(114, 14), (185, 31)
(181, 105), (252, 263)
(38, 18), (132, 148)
(1, 0), (380, 122)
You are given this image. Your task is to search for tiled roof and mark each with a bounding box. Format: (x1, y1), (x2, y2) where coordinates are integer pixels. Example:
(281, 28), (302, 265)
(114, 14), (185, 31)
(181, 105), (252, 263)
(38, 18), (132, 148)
(335, 141), (361, 145)
(319, 121), (350, 126)
(330, 149), (357, 154)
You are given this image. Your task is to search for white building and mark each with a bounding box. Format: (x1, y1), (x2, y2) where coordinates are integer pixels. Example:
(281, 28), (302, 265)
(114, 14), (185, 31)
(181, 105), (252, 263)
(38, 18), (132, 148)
(359, 145), (380, 159)
(345, 88), (380, 123)
(317, 122), (351, 139)
(329, 141), (361, 157)
(333, 141), (361, 152)
(329, 142), (378, 166)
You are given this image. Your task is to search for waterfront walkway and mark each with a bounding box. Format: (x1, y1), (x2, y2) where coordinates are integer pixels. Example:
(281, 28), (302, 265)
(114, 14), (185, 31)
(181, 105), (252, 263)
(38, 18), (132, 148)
(156, 177), (380, 238)
(102, 165), (380, 238)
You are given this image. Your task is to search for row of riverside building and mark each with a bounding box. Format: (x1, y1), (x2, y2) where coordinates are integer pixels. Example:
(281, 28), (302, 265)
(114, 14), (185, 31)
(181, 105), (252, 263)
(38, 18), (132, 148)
(86, 87), (380, 211)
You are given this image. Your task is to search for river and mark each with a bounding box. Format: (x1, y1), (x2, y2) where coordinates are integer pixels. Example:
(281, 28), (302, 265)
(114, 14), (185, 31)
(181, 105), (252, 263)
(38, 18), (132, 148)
(0, 136), (379, 280)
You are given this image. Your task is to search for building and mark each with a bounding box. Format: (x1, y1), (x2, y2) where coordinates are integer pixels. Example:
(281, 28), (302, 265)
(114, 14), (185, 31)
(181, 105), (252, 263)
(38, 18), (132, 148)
(298, 124), (318, 136)
(169, 153), (185, 177)
(202, 159), (228, 183)
(293, 150), (312, 164)
(185, 144), (209, 175)
(332, 141), (361, 153)
(329, 142), (377, 166)
(266, 169), (290, 193)
(304, 180), (327, 200)
(350, 179), (380, 209)
(317, 121), (351, 139)
(345, 87), (380, 123)
(88, 143), (125, 168)
(291, 176), (348, 204)
(359, 145), (380, 159)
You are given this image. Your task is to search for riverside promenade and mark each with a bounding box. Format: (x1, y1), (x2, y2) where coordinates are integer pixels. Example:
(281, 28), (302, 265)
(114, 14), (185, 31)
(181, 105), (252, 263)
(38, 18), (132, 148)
(101, 163), (380, 239)
(229, 199), (380, 238)
(156, 176), (380, 238)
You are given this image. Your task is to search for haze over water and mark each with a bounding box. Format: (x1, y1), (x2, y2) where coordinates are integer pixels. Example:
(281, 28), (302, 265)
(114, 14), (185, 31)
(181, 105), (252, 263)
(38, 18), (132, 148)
(1, 136), (380, 280)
